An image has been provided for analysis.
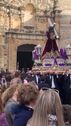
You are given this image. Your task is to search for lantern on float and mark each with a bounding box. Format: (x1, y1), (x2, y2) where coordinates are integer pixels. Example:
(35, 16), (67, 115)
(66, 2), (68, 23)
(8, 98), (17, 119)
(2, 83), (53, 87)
(35, 44), (41, 56)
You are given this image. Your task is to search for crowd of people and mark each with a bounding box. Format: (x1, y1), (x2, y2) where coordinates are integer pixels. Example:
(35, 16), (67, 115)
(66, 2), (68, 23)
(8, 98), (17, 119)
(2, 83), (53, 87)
(0, 67), (71, 126)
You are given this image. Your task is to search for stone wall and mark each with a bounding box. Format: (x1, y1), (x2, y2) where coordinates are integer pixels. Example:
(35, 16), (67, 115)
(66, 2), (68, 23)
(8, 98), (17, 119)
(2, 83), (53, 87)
(60, 15), (71, 48)
(1, 1), (71, 70)
(4, 32), (46, 71)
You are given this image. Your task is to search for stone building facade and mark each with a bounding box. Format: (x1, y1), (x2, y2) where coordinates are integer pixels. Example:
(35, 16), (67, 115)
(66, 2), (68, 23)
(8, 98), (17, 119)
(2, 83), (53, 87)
(0, 0), (71, 70)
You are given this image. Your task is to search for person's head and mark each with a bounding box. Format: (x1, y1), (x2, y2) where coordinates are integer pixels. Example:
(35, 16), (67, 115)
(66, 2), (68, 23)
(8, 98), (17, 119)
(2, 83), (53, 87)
(17, 83), (39, 107)
(14, 70), (20, 78)
(63, 104), (71, 123)
(2, 83), (19, 106)
(48, 26), (55, 40)
(27, 89), (64, 126)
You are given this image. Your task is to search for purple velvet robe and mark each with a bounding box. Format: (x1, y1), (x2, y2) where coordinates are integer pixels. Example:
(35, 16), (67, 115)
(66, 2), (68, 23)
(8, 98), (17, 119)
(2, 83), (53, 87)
(42, 32), (58, 57)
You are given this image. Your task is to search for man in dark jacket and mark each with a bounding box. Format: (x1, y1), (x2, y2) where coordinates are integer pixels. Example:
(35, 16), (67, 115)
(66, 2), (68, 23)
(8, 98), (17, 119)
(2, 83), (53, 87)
(63, 73), (71, 104)
(13, 83), (39, 126)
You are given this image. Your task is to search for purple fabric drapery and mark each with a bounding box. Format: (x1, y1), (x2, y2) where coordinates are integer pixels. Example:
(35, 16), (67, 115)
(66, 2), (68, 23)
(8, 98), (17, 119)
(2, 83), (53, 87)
(60, 48), (68, 60)
(42, 31), (59, 59)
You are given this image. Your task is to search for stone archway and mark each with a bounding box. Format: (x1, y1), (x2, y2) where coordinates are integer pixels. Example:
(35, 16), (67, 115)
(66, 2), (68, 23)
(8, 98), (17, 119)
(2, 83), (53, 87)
(7, 32), (45, 71)
(17, 44), (36, 71)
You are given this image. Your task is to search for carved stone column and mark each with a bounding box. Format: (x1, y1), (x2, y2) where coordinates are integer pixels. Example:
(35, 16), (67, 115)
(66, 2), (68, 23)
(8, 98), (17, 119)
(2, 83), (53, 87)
(0, 35), (5, 68)
(8, 37), (17, 71)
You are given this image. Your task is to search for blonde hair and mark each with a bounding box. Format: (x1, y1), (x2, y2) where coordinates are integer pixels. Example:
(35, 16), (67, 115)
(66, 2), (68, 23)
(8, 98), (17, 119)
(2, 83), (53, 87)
(17, 83), (39, 105)
(27, 89), (65, 126)
(2, 84), (19, 106)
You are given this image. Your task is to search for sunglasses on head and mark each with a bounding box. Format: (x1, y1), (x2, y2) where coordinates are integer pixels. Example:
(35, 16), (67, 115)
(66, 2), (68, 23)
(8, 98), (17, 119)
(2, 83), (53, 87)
(41, 87), (59, 93)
